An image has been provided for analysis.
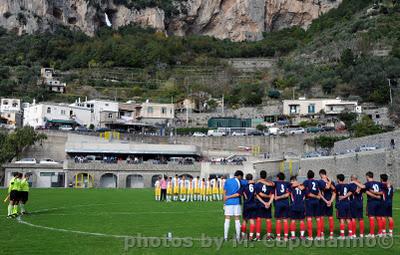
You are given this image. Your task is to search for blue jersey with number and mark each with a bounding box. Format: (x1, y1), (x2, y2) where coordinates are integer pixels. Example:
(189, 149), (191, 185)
(382, 183), (393, 202)
(255, 182), (274, 205)
(335, 183), (351, 203)
(274, 181), (290, 205)
(321, 180), (335, 201)
(242, 183), (257, 208)
(364, 181), (383, 201)
(348, 183), (364, 205)
(303, 179), (325, 200)
(289, 186), (306, 209)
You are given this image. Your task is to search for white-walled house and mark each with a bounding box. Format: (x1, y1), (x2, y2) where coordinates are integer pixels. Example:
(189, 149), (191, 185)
(23, 99), (119, 128)
(283, 98), (360, 117)
(1, 98), (21, 113)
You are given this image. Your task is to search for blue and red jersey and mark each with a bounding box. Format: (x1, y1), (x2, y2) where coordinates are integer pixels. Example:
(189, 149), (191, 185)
(255, 182), (274, 206)
(274, 180), (291, 204)
(303, 179), (325, 200)
(241, 182), (257, 208)
(382, 183), (394, 202)
(364, 181), (384, 201)
(289, 186), (306, 209)
(335, 183), (351, 204)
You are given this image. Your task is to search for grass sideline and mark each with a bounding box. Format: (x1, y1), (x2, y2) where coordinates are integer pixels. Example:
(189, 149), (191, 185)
(0, 188), (398, 255)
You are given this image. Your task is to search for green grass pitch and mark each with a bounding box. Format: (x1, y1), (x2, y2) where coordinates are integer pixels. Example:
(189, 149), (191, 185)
(0, 188), (398, 255)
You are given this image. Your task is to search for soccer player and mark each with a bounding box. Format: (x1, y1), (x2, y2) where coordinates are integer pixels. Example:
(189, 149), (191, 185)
(212, 177), (219, 201)
(166, 177), (173, 202)
(335, 174), (353, 239)
(179, 175), (187, 202)
(154, 176), (161, 201)
(380, 174), (394, 237)
(349, 174), (366, 238)
(274, 172), (291, 241)
(7, 172), (21, 218)
(289, 176), (306, 240)
(200, 178), (206, 201)
(219, 176), (225, 201)
(241, 174), (257, 240)
(254, 170), (274, 240)
(187, 176), (194, 202)
(364, 171), (384, 238)
(319, 169), (336, 239)
(172, 175), (179, 201)
(223, 170), (244, 241)
(19, 173), (30, 215)
(193, 176), (200, 201)
(206, 177), (213, 201)
(303, 170), (326, 240)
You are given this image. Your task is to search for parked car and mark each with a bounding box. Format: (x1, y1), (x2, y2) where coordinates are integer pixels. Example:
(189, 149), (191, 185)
(75, 126), (89, 132)
(207, 130), (226, 137)
(289, 127), (305, 135)
(59, 125), (73, 131)
(306, 127), (321, 133)
(247, 131), (264, 136)
(192, 132), (206, 137)
(15, 158), (37, 164)
(357, 145), (378, 152)
(321, 126), (335, 132)
(268, 127), (285, 136)
(39, 158), (58, 164)
(95, 127), (111, 132)
(232, 131), (246, 136)
(304, 151), (322, 158)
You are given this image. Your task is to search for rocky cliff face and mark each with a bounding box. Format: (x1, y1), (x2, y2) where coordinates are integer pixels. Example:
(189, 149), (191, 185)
(0, 0), (342, 41)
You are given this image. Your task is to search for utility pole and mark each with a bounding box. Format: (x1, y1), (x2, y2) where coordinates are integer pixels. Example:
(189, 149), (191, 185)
(388, 78), (393, 105)
(221, 94), (225, 116)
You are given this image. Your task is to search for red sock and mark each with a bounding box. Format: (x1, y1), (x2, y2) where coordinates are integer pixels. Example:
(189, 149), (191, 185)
(291, 220), (296, 232)
(320, 217), (325, 235)
(382, 218), (387, 233)
(300, 220), (305, 236)
(316, 218), (321, 237)
(307, 217), (313, 238)
(389, 218), (394, 232)
(276, 220), (282, 237)
(352, 219), (356, 236)
(369, 217), (375, 235)
(377, 217), (382, 234)
(266, 219), (272, 235)
(360, 219), (365, 236)
(250, 223), (255, 236)
(241, 222), (247, 234)
(283, 220), (289, 237)
(340, 222), (345, 237)
(256, 218), (261, 237)
(347, 220), (353, 236)
(329, 217), (334, 235)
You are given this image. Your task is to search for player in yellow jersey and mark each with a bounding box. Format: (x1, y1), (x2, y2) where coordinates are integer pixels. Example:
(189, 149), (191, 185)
(206, 177), (213, 202)
(193, 176), (199, 201)
(179, 175), (187, 202)
(19, 173), (30, 214)
(212, 177), (219, 201)
(219, 176), (225, 201)
(6, 172), (21, 218)
(200, 178), (206, 201)
(187, 176), (194, 202)
(173, 175), (179, 201)
(166, 177), (173, 202)
(154, 176), (161, 201)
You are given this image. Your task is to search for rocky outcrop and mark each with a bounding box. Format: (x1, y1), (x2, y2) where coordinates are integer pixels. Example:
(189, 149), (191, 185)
(0, 0), (342, 41)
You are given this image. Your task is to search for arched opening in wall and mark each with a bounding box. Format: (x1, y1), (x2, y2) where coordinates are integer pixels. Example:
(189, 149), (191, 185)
(68, 17), (77, 24)
(73, 173), (94, 188)
(151, 174), (162, 187)
(126, 174), (144, 188)
(52, 7), (63, 20)
(100, 173), (118, 188)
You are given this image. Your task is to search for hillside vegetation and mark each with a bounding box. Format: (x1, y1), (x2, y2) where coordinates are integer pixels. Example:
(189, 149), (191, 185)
(0, 0), (399, 112)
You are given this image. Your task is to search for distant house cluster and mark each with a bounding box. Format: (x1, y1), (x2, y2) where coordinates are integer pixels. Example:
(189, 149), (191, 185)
(38, 68), (66, 93)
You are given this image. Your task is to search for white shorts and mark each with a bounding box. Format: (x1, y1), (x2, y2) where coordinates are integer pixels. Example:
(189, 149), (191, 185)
(224, 205), (242, 216)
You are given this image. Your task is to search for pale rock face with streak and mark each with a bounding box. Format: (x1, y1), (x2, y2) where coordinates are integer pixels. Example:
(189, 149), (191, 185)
(0, 0), (342, 41)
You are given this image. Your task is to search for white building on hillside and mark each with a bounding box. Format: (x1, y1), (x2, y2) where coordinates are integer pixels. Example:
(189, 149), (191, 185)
(23, 99), (119, 129)
(283, 98), (360, 117)
(1, 98), (22, 127)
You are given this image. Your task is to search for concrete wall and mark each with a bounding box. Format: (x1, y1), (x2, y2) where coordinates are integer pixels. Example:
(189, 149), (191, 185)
(333, 130), (400, 154)
(298, 149), (400, 187)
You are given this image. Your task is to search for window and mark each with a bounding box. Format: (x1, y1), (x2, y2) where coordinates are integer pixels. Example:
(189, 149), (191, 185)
(147, 107), (153, 114)
(161, 107), (167, 114)
(289, 105), (299, 114)
(47, 107), (51, 114)
(376, 114), (380, 119)
(308, 104), (315, 114)
(108, 113), (113, 119)
(40, 172), (55, 177)
(3, 100), (8, 105)
(61, 109), (65, 115)
(12, 101), (18, 107)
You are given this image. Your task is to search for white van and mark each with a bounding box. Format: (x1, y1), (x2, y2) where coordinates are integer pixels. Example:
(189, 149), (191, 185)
(207, 130), (226, 137)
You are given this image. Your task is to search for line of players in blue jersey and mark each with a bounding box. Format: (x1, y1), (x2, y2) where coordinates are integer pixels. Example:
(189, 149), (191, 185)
(237, 169), (394, 241)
